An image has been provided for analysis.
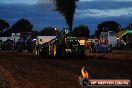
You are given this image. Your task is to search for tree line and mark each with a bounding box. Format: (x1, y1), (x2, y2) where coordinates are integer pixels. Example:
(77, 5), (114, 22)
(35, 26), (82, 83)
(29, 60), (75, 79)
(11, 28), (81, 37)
(0, 18), (132, 38)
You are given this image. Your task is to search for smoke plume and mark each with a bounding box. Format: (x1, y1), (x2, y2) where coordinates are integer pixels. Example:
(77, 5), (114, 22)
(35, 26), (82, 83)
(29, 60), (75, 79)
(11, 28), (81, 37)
(38, 0), (79, 31)
(53, 0), (78, 31)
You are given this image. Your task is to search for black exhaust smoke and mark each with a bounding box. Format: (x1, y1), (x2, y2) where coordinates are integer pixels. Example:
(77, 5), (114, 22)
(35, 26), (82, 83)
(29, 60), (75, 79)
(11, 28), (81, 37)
(53, 0), (78, 31)
(37, 0), (79, 31)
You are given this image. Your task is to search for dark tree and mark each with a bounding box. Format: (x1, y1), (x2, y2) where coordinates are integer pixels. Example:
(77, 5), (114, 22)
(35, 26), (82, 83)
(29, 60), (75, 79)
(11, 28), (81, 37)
(0, 19), (10, 33)
(97, 21), (121, 33)
(6, 18), (33, 34)
(72, 25), (90, 38)
(94, 30), (100, 38)
(126, 24), (132, 29)
(89, 34), (96, 38)
(32, 31), (39, 38)
(39, 27), (59, 36)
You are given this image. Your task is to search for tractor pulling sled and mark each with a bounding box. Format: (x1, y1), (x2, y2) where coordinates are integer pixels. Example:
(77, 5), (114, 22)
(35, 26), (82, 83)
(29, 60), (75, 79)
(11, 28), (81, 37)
(34, 29), (85, 59)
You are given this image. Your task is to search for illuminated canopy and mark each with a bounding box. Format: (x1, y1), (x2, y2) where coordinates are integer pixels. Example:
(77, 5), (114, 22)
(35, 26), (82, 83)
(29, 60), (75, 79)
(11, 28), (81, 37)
(116, 29), (132, 38)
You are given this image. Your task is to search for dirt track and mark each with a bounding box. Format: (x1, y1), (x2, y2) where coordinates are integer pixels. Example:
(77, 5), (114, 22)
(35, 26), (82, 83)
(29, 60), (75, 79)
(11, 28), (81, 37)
(0, 51), (131, 88)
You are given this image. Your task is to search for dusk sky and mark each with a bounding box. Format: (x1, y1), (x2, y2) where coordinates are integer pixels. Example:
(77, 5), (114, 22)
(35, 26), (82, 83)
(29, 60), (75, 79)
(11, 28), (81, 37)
(0, 0), (132, 34)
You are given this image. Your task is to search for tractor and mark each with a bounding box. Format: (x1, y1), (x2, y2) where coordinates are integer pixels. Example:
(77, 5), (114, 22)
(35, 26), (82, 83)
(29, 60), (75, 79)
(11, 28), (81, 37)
(17, 32), (35, 52)
(35, 28), (85, 59)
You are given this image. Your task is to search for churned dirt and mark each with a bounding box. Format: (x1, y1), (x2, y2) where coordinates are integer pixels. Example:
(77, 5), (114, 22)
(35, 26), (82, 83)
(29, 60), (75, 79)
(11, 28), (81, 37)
(0, 50), (131, 88)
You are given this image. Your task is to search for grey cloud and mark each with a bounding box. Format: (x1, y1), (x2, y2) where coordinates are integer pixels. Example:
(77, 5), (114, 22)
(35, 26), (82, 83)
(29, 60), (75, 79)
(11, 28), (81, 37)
(77, 1), (132, 10)
(0, 1), (132, 34)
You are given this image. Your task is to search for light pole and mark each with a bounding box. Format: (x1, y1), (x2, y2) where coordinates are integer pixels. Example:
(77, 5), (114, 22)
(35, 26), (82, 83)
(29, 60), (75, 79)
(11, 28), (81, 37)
(54, 28), (58, 36)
